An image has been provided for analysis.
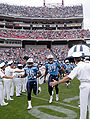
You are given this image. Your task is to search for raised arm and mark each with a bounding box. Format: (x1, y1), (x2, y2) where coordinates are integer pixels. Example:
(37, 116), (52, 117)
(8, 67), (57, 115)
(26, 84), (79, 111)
(50, 75), (71, 86)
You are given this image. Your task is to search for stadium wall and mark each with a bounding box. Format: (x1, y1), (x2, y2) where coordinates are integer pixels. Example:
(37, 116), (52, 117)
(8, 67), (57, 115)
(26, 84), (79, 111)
(22, 40), (86, 49)
(0, 37), (88, 48)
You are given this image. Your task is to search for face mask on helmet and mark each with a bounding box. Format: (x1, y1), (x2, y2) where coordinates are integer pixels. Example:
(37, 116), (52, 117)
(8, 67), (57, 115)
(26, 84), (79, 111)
(18, 66), (23, 69)
(48, 58), (53, 63)
(66, 62), (69, 65)
(27, 62), (33, 67)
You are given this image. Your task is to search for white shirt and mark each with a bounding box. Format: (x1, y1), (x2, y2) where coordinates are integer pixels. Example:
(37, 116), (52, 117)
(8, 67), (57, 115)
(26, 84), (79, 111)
(39, 65), (45, 76)
(5, 66), (15, 77)
(13, 68), (24, 78)
(68, 61), (90, 82)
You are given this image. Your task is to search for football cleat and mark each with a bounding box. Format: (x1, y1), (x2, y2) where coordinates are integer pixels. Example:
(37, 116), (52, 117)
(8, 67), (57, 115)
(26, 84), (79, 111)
(27, 101), (32, 110)
(66, 83), (69, 88)
(38, 87), (41, 93)
(27, 105), (32, 110)
(1, 102), (8, 106)
(49, 96), (53, 103)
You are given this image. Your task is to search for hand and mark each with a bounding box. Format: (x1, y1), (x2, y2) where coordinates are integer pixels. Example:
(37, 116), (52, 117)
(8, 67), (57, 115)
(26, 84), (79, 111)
(50, 79), (58, 86)
(33, 76), (36, 79)
(11, 76), (14, 79)
(18, 75), (22, 78)
(44, 80), (46, 83)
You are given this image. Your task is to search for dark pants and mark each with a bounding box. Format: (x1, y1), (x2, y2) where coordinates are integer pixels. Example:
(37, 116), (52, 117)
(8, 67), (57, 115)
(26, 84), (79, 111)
(48, 75), (59, 96)
(27, 81), (38, 101)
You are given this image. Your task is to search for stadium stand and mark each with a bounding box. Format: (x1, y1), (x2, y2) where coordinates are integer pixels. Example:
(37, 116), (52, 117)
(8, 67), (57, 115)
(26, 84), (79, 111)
(0, 3), (89, 49)
(0, 4), (83, 18)
(0, 48), (51, 64)
(0, 47), (69, 64)
(0, 29), (90, 39)
(51, 45), (69, 61)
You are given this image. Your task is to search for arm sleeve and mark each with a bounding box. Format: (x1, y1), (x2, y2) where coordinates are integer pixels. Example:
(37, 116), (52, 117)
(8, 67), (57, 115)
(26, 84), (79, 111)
(68, 67), (78, 80)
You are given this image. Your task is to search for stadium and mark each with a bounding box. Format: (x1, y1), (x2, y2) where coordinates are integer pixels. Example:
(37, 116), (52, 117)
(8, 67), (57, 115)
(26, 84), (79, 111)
(0, 0), (90, 119)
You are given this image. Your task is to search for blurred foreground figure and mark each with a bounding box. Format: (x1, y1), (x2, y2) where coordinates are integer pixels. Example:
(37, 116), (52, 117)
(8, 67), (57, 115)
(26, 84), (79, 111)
(50, 45), (90, 119)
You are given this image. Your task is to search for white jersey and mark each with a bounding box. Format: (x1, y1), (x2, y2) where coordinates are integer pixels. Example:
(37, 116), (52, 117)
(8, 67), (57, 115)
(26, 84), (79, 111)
(5, 66), (15, 77)
(68, 61), (90, 82)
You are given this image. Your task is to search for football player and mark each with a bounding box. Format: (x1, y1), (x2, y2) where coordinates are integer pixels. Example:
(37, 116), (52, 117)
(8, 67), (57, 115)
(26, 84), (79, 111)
(20, 58), (41, 110)
(44, 55), (65, 103)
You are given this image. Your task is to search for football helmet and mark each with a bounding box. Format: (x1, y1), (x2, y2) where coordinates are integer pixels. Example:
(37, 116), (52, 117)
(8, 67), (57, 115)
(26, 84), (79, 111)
(68, 44), (90, 58)
(47, 55), (54, 59)
(47, 55), (54, 63)
(27, 58), (33, 67)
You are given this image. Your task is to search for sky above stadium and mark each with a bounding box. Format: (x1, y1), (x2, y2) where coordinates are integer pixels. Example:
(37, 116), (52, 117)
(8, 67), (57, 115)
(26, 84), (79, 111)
(0, 0), (90, 30)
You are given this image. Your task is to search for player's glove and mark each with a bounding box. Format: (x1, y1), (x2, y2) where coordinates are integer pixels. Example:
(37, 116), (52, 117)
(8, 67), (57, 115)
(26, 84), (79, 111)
(33, 76), (36, 79)
(29, 76), (36, 80)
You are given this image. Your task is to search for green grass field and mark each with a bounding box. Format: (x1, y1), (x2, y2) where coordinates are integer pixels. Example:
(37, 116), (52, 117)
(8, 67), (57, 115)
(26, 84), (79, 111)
(0, 78), (89, 119)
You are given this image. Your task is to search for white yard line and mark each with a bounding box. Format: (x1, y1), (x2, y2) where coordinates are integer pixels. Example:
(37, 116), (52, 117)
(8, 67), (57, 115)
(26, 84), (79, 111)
(23, 93), (79, 109)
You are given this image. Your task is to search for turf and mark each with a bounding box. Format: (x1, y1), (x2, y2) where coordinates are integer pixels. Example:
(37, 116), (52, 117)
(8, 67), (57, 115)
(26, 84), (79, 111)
(0, 78), (89, 119)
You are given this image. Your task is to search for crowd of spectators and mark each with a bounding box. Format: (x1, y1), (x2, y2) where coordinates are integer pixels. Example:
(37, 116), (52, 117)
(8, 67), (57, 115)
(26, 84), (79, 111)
(0, 46), (68, 64)
(0, 48), (51, 64)
(0, 29), (90, 39)
(51, 45), (69, 61)
(0, 3), (83, 18)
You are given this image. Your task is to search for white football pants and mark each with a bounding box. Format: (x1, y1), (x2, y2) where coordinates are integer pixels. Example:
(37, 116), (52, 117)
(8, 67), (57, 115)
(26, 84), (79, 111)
(0, 83), (4, 104)
(80, 82), (90, 119)
(3, 79), (12, 100)
(10, 79), (15, 96)
(14, 78), (21, 96)
(21, 78), (26, 92)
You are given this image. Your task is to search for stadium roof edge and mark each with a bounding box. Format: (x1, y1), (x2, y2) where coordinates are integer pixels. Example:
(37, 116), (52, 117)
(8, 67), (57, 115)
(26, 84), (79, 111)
(0, 14), (83, 20)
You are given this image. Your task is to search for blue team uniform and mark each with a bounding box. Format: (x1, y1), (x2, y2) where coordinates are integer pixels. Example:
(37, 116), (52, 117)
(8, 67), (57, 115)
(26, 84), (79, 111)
(24, 66), (39, 100)
(59, 63), (66, 79)
(45, 61), (60, 76)
(45, 61), (60, 96)
(65, 64), (73, 74)
(65, 63), (73, 87)
(71, 63), (76, 69)
(24, 66), (39, 82)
